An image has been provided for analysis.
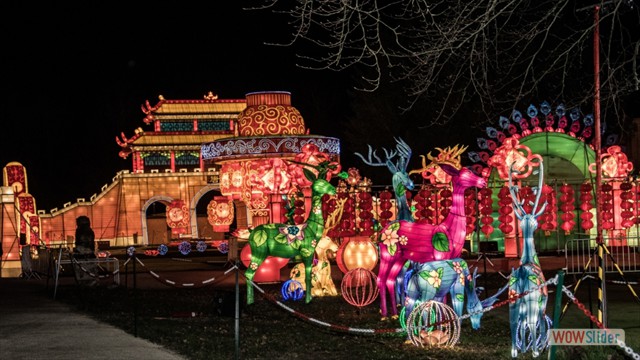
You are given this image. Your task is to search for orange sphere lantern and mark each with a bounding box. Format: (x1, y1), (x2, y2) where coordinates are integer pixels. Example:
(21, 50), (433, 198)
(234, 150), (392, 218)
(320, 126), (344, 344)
(336, 236), (378, 274)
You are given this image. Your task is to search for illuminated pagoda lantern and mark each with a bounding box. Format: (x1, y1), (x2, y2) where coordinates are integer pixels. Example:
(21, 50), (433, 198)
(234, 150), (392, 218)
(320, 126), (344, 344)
(201, 91), (340, 228)
(202, 91), (340, 282)
(27, 92), (248, 249)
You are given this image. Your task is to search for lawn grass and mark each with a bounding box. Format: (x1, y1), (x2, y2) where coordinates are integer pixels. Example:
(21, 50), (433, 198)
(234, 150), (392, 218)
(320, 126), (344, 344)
(54, 260), (640, 360)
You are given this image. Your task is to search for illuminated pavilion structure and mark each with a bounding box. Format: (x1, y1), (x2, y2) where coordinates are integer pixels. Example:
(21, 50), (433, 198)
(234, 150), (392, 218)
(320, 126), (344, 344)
(0, 90), (341, 277)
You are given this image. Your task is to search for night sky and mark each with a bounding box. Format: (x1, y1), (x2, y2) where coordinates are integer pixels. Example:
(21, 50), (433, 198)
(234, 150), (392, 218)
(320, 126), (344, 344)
(1, 2), (355, 211)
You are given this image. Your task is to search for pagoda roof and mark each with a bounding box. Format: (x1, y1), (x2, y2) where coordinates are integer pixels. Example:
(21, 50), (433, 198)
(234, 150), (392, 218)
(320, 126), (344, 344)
(130, 132), (233, 146)
(142, 94), (246, 124)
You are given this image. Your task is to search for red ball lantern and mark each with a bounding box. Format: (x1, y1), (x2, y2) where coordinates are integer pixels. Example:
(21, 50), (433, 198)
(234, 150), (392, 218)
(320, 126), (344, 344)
(341, 268), (379, 309)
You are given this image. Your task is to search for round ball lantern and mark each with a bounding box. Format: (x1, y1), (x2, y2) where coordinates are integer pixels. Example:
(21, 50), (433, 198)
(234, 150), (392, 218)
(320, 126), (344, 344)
(340, 268), (379, 309)
(406, 300), (460, 348)
(281, 280), (305, 301)
(336, 237), (378, 274)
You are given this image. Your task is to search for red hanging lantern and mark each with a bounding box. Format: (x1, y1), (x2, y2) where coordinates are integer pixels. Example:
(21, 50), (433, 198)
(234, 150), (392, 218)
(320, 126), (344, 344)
(207, 196), (235, 232)
(339, 194), (357, 237)
(539, 185), (557, 235)
(464, 188), (477, 236)
(559, 184), (576, 235)
(497, 185), (514, 235)
(619, 181), (634, 229)
(580, 182), (594, 232)
(634, 181), (640, 225)
(439, 187), (453, 221)
(358, 191), (375, 235)
(601, 182), (614, 230)
(478, 188), (494, 238)
(378, 189), (394, 228)
(322, 195), (340, 238)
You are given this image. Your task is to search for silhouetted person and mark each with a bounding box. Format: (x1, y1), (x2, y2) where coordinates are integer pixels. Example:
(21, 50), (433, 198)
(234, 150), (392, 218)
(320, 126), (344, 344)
(74, 216), (95, 259)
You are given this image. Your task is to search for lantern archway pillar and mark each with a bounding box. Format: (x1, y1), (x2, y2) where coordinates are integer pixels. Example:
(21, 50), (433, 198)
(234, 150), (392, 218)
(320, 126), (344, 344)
(140, 195), (174, 246)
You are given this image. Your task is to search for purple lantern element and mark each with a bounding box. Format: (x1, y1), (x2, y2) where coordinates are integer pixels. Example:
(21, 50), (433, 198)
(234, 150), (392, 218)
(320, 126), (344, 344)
(477, 138), (488, 150)
(376, 164), (487, 319)
(126, 246), (136, 257)
(178, 241), (191, 255)
(486, 127), (498, 139)
(499, 116), (510, 129)
(512, 110), (523, 123)
(196, 240), (207, 252)
(583, 114), (594, 126)
(606, 134), (619, 146)
(282, 280), (305, 301)
(468, 151), (481, 163)
(158, 244), (169, 256)
(569, 107), (580, 122)
(556, 103), (566, 117)
(217, 241), (229, 254)
(539, 101), (551, 116)
(527, 104), (538, 118)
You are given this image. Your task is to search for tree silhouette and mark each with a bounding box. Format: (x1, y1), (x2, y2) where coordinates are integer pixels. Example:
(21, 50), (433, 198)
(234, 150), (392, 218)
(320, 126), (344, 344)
(250, 0), (639, 133)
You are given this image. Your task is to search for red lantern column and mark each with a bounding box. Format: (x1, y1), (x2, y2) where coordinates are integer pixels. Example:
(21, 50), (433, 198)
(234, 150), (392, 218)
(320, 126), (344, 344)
(464, 188), (478, 236)
(358, 191), (375, 236)
(439, 187), (453, 222)
(378, 190), (393, 228)
(600, 182), (615, 244)
(498, 185), (517, 257)
(619, 181), (634, 235)
(580, 182), (595, 234)
(539, 185), (557, 236)
(478, 188), (494, 240)
(559, 184), (576, 235)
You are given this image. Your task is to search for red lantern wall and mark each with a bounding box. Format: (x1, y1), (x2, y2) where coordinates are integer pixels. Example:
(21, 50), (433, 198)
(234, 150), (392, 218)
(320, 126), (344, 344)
(579, 182), (594, 232)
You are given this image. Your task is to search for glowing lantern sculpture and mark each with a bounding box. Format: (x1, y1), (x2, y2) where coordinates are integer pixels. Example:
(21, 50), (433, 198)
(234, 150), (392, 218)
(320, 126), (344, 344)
(358, 191), (375, 236)
(207, 196), (234, 232)
(167, 199), (189, 235)
(341, 268), (379, 309)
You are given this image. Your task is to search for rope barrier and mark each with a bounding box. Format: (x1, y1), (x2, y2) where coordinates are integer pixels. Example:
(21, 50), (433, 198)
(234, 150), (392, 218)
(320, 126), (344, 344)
(131, 257), (222, 288)
(245, 270), (638, 360)
(70, 258), (119, 280)
(559, 284), (640, 360)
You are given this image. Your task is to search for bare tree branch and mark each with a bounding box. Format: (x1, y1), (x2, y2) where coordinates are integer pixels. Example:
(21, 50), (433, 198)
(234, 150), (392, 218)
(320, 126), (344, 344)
(249, 0), (640, 130)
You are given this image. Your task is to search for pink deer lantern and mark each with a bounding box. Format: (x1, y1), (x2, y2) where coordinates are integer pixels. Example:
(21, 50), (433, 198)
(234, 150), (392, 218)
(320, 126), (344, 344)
(376, 148), (487, 320)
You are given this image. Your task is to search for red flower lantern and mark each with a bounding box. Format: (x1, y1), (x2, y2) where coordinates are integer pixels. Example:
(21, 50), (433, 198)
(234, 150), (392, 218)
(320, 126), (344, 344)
(497, 185), (514, 235)
(580, 182), (594, 232)
(559, 184), (576, 235)
(478, 188), (494, 238)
